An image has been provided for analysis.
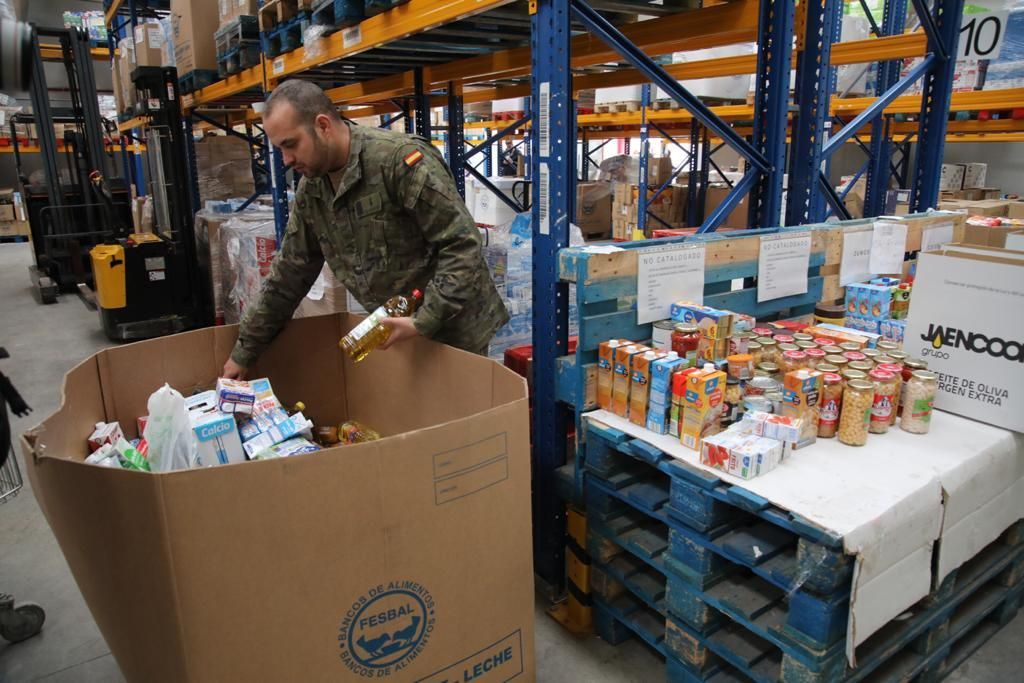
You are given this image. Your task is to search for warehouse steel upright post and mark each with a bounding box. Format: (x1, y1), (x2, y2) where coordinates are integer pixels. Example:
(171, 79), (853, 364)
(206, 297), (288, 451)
(864, 0), (911, 219)
(530, 0), (574, 591)
(910, 0), (967, 212)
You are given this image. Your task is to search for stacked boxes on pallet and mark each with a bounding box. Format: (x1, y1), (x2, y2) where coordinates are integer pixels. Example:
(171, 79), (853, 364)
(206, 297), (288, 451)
(259, 0), (315, 58)
(215, 16), (261, 77)
(171, 0), (221, 93)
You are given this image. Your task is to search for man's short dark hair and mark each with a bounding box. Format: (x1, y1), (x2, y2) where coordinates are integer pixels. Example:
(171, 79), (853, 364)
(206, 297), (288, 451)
(264, 80), (342, 130)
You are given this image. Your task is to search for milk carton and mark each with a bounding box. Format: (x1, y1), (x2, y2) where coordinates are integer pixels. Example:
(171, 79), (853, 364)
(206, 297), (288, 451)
(681, 364), (727, 451)
(184, 391), (245, 467)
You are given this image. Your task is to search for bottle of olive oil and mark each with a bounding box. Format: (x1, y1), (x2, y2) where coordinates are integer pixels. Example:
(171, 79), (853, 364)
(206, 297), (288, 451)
(339, 290), (422, 362)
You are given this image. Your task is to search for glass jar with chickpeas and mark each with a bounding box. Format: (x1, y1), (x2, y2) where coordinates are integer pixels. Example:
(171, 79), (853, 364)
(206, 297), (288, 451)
(839, 379), (874, 446)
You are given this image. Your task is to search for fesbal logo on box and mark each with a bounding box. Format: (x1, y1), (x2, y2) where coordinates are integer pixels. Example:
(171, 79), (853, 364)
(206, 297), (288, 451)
(338, 581), (436, 678)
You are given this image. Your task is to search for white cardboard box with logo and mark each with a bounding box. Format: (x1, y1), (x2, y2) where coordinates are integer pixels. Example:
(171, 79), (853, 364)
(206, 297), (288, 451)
(905, 248), (1024, 432)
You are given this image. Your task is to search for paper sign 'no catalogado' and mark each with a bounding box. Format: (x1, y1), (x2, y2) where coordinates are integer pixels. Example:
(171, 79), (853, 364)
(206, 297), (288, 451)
(870, 221), (908, 274)
(758, 232), (812, 303)
(637, 243), (706, 324)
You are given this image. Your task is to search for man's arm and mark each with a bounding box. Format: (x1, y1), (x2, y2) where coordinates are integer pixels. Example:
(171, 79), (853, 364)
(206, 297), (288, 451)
(387, 142), (483, 339)
(229, 203), (325, 369)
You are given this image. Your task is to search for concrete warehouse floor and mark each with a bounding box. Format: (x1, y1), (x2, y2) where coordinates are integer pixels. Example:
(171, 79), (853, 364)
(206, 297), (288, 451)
(0, 241), (1021, 682)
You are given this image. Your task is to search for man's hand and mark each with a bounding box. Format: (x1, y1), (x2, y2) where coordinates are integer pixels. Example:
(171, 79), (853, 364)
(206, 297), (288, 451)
(378, 317), (421, 350)
(222, 358), (250, 380)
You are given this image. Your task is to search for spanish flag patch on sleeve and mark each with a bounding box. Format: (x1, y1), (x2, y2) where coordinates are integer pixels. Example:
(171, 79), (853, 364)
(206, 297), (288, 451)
(403, 150), (424, 168)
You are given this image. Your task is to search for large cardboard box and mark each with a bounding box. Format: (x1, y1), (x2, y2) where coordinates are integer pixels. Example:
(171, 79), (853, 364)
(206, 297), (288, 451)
(171, 0), (220, 75)
(22, 316), (535, 682)
(905, 248), (1024, 432)
(939, 163), (965, 191)
(705, 184), (749, 229)
(960, 162), (987, 189)
(220, 0), (259, 23)
(133, 22), (166, 68)
(576, 181), (612, 237)
(0, 204), (15, 221)
(1007, 202), (1024, 220)
(963, 200), (1009, 217)
(962, 224), (1019, 248)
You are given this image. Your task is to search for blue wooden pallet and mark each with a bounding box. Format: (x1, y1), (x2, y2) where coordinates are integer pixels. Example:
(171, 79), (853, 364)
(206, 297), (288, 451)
(310, 0), (364, 31)
(261, 11), (311, 58)
(0, 235), (28, 243)
(365, 0), (409, 16)
(178, 69), (218, 95)
(217, 43), (262, 78)
(215, 15), (260, 56)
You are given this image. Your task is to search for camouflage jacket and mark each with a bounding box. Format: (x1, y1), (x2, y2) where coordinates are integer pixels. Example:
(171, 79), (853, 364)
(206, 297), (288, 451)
(230, 123), (509, 367)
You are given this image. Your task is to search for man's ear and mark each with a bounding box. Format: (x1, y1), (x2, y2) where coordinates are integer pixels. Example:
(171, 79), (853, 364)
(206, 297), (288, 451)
(315, 113), (333, 134)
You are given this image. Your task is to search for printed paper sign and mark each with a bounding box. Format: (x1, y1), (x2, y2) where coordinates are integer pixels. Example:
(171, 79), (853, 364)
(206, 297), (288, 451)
(758, 232), (811, 303)
(869, 221), (908, 274)
(840, 229), (873, 286)
(920, 220), (955, 253)
(637, 243), (706, 324)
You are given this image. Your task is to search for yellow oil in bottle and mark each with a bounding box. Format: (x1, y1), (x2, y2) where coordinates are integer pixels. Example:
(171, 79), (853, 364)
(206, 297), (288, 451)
(339, 289), (422, 361)
(339, 420), (381, 444)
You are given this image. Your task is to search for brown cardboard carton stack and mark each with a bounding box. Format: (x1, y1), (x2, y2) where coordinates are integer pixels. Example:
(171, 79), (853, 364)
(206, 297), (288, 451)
(576, 181), (612, 239)
(21, 315), (535, 683)
(133, 21), (166, 68)
(611, 183), (686, 240)
(704, 184), (749, 229)
(0, 188), (28, 238)
(193, 135), (256, 203)
(171, 0), (221, 75)
(220, 0), (259, 27)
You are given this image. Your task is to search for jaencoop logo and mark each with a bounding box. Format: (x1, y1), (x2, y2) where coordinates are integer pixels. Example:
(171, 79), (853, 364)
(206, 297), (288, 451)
(338, 581), (436, 678)
(920, 323), (1024, 362)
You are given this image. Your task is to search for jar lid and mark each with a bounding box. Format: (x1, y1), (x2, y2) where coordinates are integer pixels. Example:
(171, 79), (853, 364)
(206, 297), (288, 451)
(805, 348), (827, 358)
(912, 370), (938, 381)
(816, 363), (840, 373)
(757, 362), (779, 372)
(732, 331), (752, 339)
(823, 373), (843, 384)
(778, 343), (800, 352)
(747, 341), (763, 350)
(793, 333), (814, 342)
(774, 335), (795, 344)
(842, 369), (868, 380)
(869, 368), (896, 381)
(905, 359), (928, 370)
(887, 350), (909, 361)
(878, 363), (902, 374)
(758, 337), (777, 346)
(814, 303), (846, 318)
(839, 342), (861, 351)
(653, 320), (675, 329)
(796, 341), (818, 350)
(850, 361), (874, 372)
(783, 350), (807, 360)
(675, 323), (699, 333)
(874, 355), (896, 365)
(848, 379), (875, 391)
(877, 341), (899, 350)
(861, 348), (882, 358)
(814, 338), (837, 347)
(752, 327), (774, 336)
(822, 345), (844, 354)
(742, 396), (774, 412)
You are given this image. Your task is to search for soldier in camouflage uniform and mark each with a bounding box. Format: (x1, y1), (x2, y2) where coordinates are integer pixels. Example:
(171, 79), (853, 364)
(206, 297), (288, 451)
(223, 81), (508, 379)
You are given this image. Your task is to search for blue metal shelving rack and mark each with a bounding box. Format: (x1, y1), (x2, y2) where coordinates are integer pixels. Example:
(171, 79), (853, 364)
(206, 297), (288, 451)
(529, 0), (966, 591)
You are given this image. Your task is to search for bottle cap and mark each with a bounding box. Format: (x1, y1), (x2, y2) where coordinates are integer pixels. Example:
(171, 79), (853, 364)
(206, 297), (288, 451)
(412, 289), (423, 299)
(703, 363), (715, 371)
(665, 351), (679, 359)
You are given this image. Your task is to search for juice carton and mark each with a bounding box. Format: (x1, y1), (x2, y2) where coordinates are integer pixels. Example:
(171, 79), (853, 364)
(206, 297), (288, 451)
(669, 367), (699, 438)
(88, 421), (124, 452)
(782, 370), (823, 448)
(598, 339), (624, 410)
(612, 344), (648, 417)
(669, 301), (734, 339)
(630, 351), (664, 426)
(651, 352), (687, 397)
(681, 365), (727, 451)
(697, 335), (729, 363)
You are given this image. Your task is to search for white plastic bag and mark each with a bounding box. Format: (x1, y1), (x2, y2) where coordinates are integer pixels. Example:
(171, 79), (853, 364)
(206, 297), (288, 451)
(143, 384), (196, 472)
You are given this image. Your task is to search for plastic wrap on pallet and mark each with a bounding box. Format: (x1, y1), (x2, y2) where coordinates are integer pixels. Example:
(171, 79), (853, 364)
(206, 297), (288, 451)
(655, 44), (756, 102)
(482, 213), (581, 359)
(302, 23), (331, 60)
(835, 16), (875, 96)
(220, 209), (278, 325)
(598, 155), (640, 184)
(983, 5), (1024, 90)
(595, 85), (643, 105)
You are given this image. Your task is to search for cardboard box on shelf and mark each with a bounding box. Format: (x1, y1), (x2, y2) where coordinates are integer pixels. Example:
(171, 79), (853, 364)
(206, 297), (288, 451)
(963, 200), (1010, 217)
(576, 181), (612, 237)
(1007, 202), (1024, 220)
(193, 135), (256, 203)
(884, 189), (911, 216)
(0, 204), (15, 222)
(171, 0), (220, 75)
(704, 184), (749, 229)
(939, 163), (965, 191)
(21, 315), (535, 683)
(960, 162), (987, 189)
(0, 220), (28, 238)
(962, 224), (1019, 248)
(133, 22), (166, 68)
